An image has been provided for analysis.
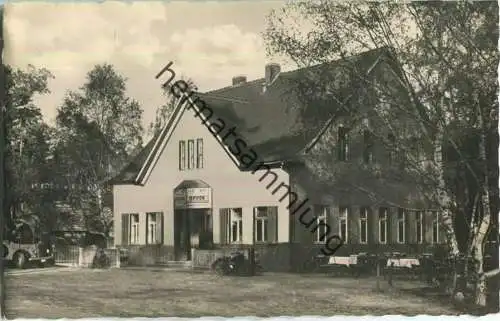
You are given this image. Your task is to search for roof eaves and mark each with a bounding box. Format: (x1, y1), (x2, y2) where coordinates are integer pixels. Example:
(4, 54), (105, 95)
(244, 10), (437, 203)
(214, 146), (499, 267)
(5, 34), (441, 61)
(135, 97), (187, 185)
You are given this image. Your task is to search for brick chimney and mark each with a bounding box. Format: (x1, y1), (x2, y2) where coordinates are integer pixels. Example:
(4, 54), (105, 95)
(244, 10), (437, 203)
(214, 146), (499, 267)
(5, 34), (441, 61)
(265, 63), (281, 85)
(232, 75), (247, 86)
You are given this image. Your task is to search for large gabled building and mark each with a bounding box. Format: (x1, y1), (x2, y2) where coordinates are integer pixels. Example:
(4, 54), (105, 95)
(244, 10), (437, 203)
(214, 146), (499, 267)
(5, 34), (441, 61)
(110, 48), (447, 271)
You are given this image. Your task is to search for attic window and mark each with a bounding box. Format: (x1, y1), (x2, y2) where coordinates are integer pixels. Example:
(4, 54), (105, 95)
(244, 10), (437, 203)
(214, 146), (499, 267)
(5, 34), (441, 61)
(338, 125), (349, 161)
(363, 129), (374, 164)
(387, 133), (396, 165)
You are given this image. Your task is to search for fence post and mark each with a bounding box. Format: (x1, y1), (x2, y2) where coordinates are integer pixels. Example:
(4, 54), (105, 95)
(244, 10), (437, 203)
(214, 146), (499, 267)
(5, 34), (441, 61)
(376, 259), (381, 291)
(78, 247), (83, 268)
(115, 249), (120, 268)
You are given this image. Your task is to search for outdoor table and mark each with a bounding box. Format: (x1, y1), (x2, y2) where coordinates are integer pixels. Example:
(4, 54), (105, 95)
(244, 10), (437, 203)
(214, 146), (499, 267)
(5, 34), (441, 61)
(386, 258), (420, 268)
(328, 255), (359, 267)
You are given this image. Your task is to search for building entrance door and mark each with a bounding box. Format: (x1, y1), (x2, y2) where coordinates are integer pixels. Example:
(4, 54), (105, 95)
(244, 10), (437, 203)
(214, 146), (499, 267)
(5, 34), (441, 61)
(173, 180), (213, 261)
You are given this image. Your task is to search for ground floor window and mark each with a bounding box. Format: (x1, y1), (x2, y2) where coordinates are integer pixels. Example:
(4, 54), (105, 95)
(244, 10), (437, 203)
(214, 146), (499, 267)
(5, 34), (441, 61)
(397, 209), (406, 244)
(359, 207), (368, 244)
(146, 212), (164, 244)
(220, 208), (242, 244)
(254, 206), (278, 243)
(130, 213), (140, 244)
(416, 211), (423, 244)
(378, 208), (388, 244)
(230, 208), (243, 243)
(432, 211), (439, 244)
(339, 207), (348, 243)
(314, 206), (329, 243)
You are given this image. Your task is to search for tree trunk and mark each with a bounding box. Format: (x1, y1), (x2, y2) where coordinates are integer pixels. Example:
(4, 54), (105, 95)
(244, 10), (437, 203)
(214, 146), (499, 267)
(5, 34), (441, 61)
(470, 103), (492, 307)
(434, 124), (460, 256)
(433, 118), (461, 297)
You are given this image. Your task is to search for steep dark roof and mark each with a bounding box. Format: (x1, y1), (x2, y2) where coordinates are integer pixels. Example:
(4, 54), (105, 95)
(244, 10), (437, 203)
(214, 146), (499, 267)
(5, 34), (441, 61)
(111, 47), (390, 185)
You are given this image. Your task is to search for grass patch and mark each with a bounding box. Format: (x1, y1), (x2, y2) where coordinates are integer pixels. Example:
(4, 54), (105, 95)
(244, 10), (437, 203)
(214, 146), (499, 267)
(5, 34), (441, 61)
(5, 268), (458, 317)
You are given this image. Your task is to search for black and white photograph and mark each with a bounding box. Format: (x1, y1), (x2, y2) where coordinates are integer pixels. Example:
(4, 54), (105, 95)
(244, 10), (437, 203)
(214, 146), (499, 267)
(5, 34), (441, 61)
(0, 0), (499, 318)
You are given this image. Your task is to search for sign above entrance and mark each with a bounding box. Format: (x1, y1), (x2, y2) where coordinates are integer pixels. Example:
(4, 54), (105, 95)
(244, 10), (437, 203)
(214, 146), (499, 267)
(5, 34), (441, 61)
(174, 187), (212, 209)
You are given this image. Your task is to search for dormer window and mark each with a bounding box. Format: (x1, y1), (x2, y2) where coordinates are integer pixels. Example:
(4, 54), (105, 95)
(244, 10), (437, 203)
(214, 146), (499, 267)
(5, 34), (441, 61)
(338, 125), (349, 161)
(388, 133), (396, 165)
(363, 129), (374, 164)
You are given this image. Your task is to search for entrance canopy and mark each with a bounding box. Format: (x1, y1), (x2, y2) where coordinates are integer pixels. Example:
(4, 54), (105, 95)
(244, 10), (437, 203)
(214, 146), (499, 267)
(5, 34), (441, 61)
(174, 180), (212, 210)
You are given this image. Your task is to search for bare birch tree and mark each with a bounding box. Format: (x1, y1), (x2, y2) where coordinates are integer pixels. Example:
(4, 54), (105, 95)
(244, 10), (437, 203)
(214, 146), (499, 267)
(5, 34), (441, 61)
(265, 0), (498, 307)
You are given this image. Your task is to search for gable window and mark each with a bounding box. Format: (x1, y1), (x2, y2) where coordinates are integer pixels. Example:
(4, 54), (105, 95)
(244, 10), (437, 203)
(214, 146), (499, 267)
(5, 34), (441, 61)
(196, 138), (204, 169)
(416, 211), (423, 244)
(129, 214), (140, 244)
(388, 133), (396, 165)
(359, 207), (368, 244)
(363, 130), (374, 164)
(339, 207), (348, 243)
(338, 125), (349, 161)
(146, 212), (163, 244)
(432, 211), (439, 244)
(230, 208), (243, 243)
(187, 139), (195, 169)
(179, 141), (186, 170)
(378, 208), (388, 244)
(314, 206), (329, 243)
(254, 206), (278, 243)
(397, 209), (406, 244)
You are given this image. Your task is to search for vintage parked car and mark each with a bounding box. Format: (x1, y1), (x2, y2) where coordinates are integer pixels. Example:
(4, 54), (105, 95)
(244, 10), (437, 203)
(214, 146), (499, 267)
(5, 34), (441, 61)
(211, 251), (263, 276)
(1, 220), (55, 269)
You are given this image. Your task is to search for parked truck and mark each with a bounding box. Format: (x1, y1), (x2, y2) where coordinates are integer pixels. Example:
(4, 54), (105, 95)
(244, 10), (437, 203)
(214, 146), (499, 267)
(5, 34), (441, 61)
(1, 219), (55, 269)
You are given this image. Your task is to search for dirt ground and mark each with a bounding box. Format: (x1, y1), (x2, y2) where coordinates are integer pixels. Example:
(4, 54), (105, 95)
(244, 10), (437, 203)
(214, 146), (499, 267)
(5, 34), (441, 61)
(5, 267), (459, 318)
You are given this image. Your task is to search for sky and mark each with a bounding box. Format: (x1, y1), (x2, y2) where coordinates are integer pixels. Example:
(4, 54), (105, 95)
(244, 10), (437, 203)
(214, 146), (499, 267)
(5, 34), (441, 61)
(3, 0), (295, 137)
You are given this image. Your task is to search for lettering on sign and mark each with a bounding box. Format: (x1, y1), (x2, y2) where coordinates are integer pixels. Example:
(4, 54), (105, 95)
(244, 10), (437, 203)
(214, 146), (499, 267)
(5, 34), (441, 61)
(174, 187), (212, 209)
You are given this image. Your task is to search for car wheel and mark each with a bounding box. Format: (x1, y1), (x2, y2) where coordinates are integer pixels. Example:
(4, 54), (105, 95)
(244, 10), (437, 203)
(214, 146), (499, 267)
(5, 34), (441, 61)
(13, 251), (28, 269)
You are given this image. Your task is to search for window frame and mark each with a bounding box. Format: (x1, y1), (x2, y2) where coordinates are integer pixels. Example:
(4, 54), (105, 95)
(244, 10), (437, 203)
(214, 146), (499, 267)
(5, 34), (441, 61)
(416, 211), (423, 244)
(397, 209), (406, 244)
(187, 139), (195, 169)
(363, 129), (374, 164)
(338, 125), (349, 161)
(314, 206), (328, 243)
(254, 207), (269, 243)
(230, 208), (243, 243)
(129, 213), (140, 245)
(378, 208), (388, 244)
(339, 207), (348, 243)
(196, 138), (204, 169)
(387, 133), (396, 165)
(359, 207), (368, 244)
(146, 212), (157, 244)
(431, 211), (439, 244)
(179, 140), (186, 170)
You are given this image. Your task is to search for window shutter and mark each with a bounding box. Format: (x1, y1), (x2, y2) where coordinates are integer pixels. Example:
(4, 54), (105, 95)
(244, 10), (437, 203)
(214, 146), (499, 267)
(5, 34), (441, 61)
(121, 214), (129, 246)
(268, 207), (278, 243)
(157, 212), (164, 244)
(220, 209), (229, 244)
(146, 213), (150, 245)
